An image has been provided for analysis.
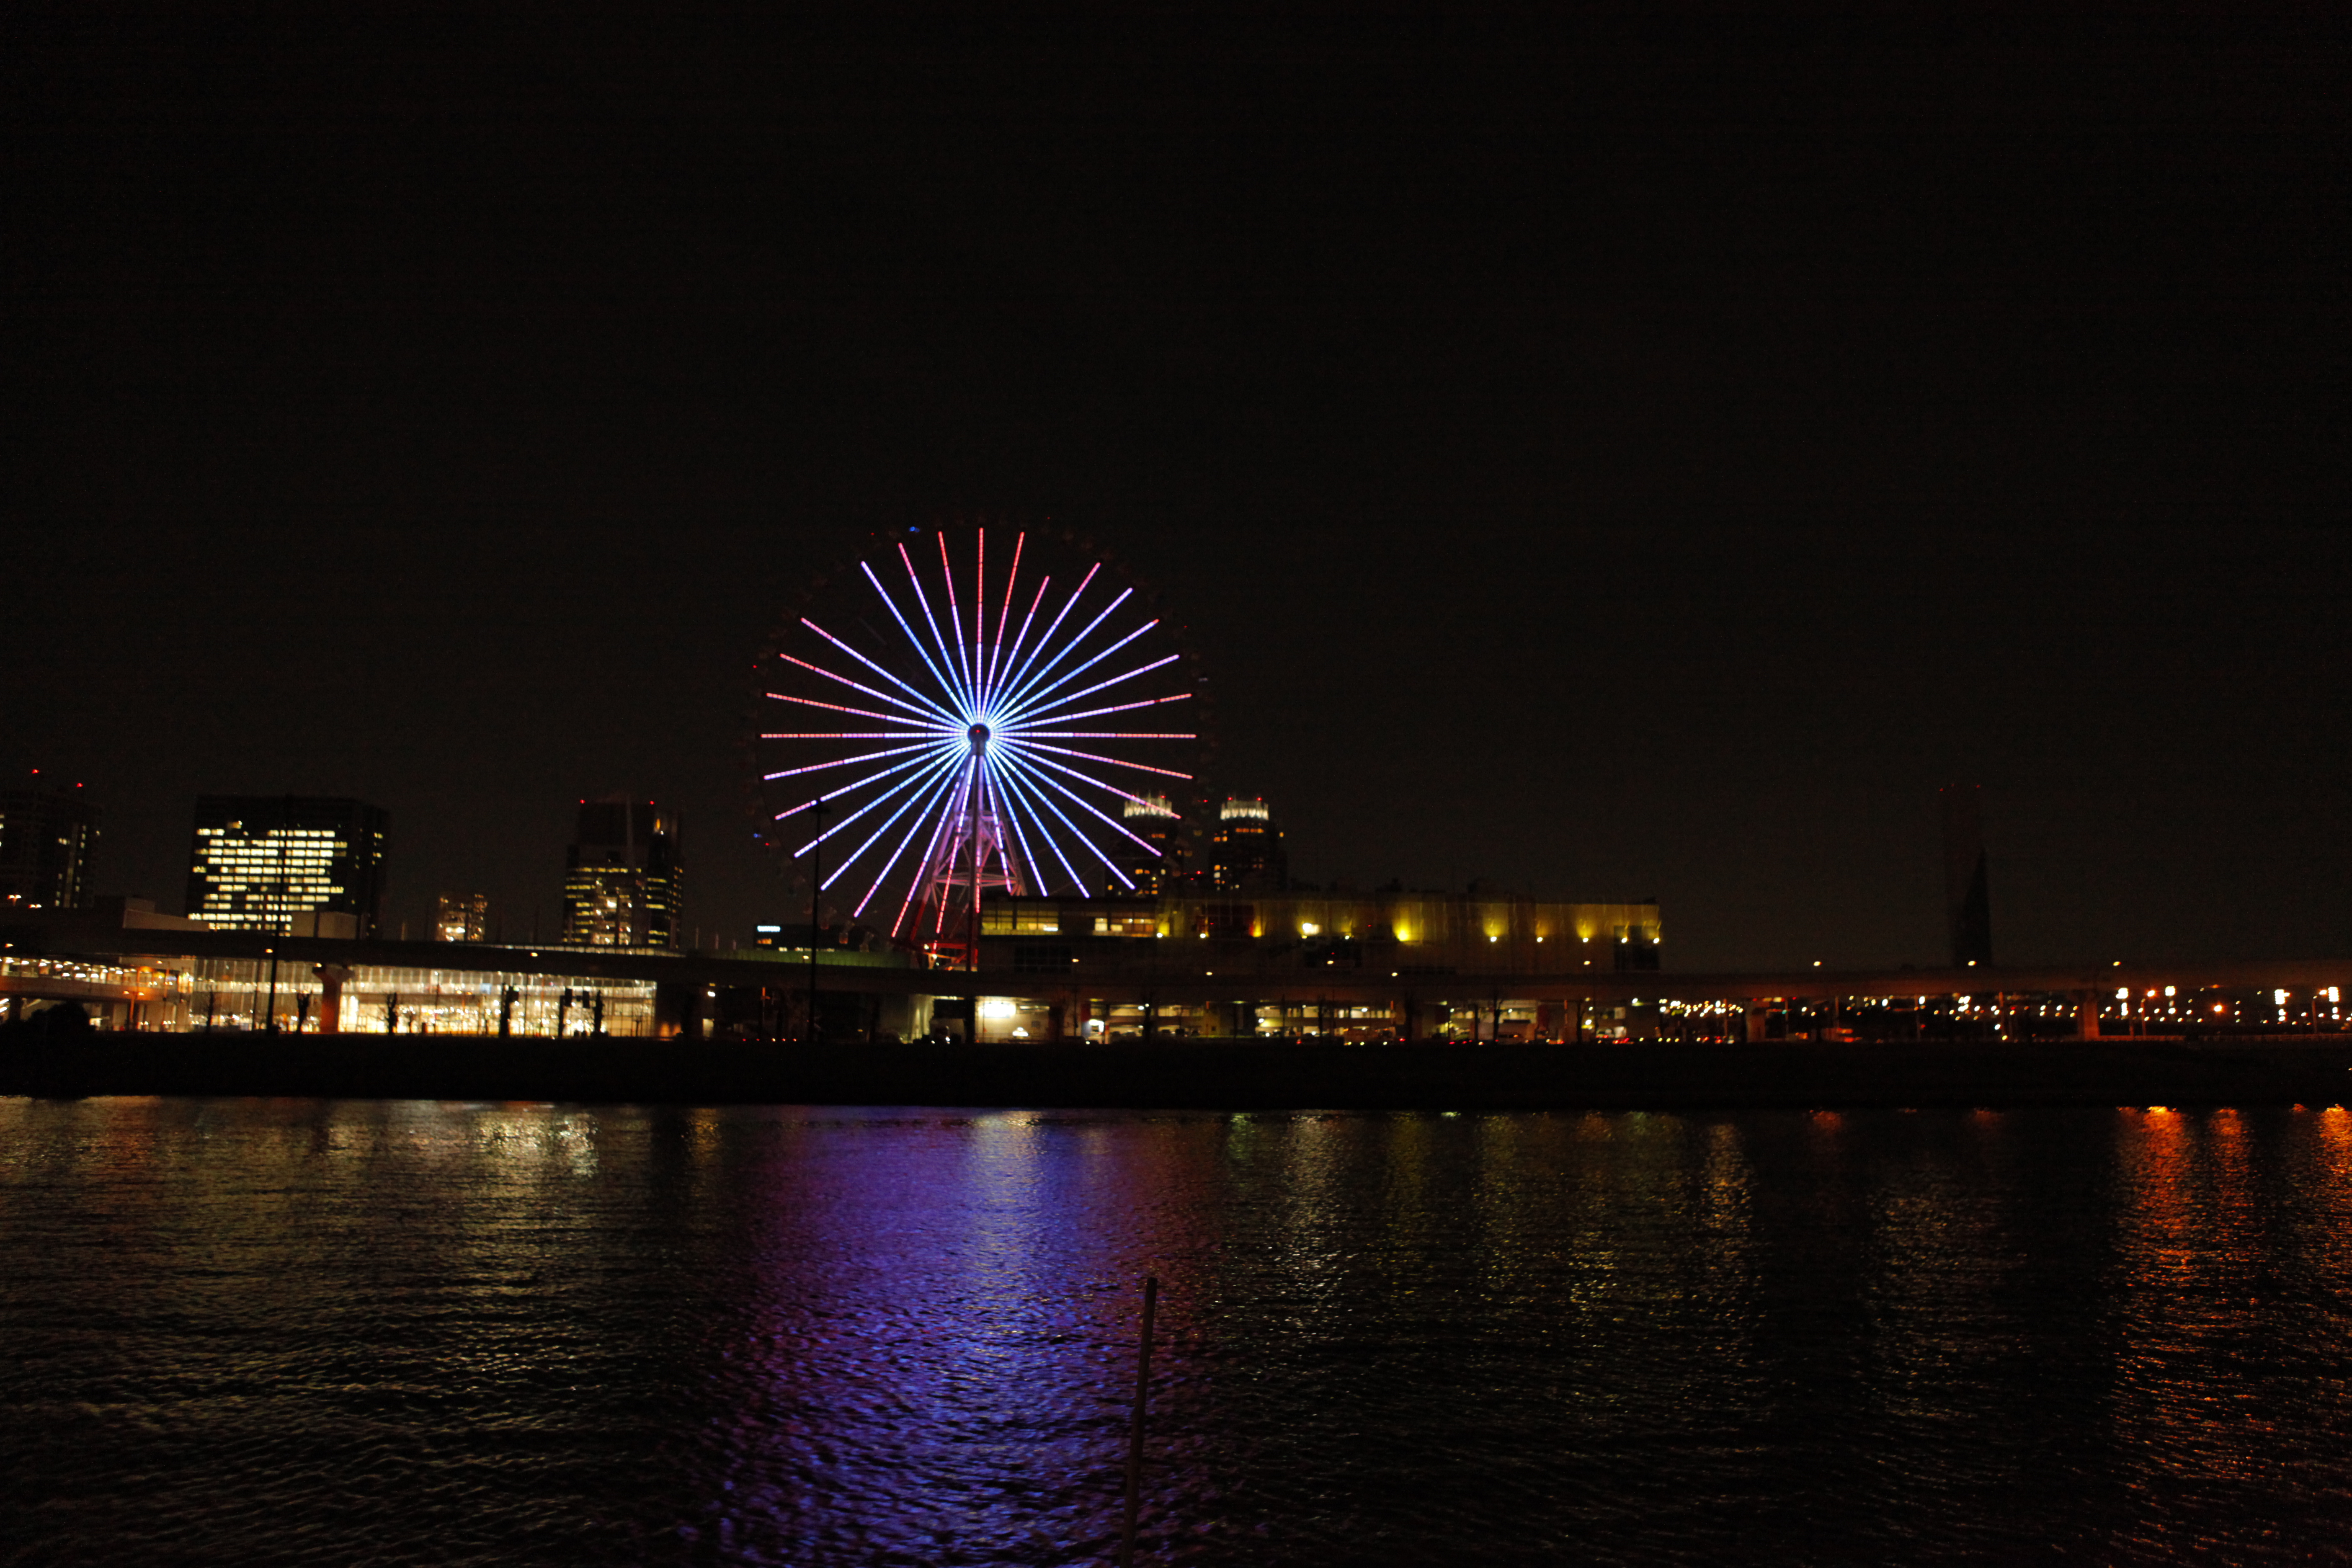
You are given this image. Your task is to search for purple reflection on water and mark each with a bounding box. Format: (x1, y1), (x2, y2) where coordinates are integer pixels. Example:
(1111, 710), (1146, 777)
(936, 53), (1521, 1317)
(680, 1112), (1232, 1564)
(5, 1099), (2351, 1566)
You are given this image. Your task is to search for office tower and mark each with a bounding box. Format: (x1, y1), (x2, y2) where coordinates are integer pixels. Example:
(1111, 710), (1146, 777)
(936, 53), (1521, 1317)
(186, 796), (389, 935)
(0, 776), (98, 912)
(435, 891), (490, 943)
(561, 797), (682, 949)
(1120, 793), (1188, 893)
(1939, 783), (1994, 967)
(1208, 796), (1287, 892)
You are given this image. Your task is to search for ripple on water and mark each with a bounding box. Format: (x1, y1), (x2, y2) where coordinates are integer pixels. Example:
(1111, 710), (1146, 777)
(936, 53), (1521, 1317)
(2, 1099), (2349, 1565)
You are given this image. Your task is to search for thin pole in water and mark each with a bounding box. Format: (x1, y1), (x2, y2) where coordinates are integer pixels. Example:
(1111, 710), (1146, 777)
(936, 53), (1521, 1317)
(1119, 1274), (1158, 1567)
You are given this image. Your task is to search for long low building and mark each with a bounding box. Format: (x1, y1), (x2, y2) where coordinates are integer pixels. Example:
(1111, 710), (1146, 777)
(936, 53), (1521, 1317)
(7, 898), (2350, 1044)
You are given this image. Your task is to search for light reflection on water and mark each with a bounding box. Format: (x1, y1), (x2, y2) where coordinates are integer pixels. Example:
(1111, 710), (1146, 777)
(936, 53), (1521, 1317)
(3, 1099), (2349, 1565)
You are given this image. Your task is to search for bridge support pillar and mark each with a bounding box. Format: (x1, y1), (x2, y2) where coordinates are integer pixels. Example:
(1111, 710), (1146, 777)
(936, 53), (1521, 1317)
(2076, 991), (2101, 1040)
(1745, 1003), (1769, 1043)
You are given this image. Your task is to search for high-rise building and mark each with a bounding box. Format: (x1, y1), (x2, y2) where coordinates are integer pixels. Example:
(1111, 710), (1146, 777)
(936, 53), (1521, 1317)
(0, 776), (99, 912)
(186, 796), (389, 935)
(1120, 793), (1188, 893)
(434, 891), (490, 943)
(561, 798), (681, 949)
(1208, 796), (1287, 892)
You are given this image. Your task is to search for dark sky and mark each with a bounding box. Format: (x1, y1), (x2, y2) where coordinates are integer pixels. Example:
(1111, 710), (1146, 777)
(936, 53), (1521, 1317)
(5, 3), (2343, 969)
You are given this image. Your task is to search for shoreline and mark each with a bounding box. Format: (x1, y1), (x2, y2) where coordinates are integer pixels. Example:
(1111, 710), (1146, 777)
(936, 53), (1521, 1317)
(5, 1035), (2351, 1110)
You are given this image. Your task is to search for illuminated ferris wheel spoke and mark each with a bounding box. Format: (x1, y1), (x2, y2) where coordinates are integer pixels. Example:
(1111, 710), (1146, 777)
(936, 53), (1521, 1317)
(761, 740), (939, 782)
(897, 543), (977, 716)
(972, 766), (1028, 892)
(1007, 740), (1194, 780)
(983, 532), (1026, 699)
(970, 527), (994, 705)
(775, 652), (948, 725)
(769, 743), (944, 822)
(763, 689), (943, 727)
(993, 575), (1054, 713)
(996, 586), (1134, 714)
(859, 763), (973, 922)
(1009, 692), (1194, 729)
(992, 746), (1161, 860)
(801, 616), (960, 722)
(995, 761), (1142, 888)
(789, 747), (966, 859)
(991, 767), (1093, 896)
(991, 562), (1101, 709)
(999, 610), (1154, 715)
(1007, 650), (1181, 728)
(811, 753), (970, 890)
(936, 531), (982, 709)
(760, 528), (1197, 955)
(860, 561), (969, 715)
(989, 768), (1059, 895)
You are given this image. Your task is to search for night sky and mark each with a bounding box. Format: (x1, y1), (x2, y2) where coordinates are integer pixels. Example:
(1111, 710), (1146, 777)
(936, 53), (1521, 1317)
(5, 4), (2342, 969)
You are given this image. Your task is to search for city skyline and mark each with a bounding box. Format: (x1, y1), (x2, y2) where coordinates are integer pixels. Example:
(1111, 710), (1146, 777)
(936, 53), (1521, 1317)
(4, 7), (2340, 972)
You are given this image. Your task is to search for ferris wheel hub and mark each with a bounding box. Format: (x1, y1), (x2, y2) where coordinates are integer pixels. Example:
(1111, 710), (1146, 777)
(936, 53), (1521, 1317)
(966, 722), (990, 753)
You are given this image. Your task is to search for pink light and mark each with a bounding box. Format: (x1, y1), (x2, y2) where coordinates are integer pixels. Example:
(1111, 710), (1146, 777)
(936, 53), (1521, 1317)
(763, 691), (928, 725)
(995, 575), (1054, 711)
(991, 562), (1100, 708)
(996, 588), (1134, 712)
(1014, 651), (1181, 719)
(897, 542), (972, 714)
(1005, 740), (1194, 779)
(1009, 693), (1193, 727)
(938, 531), (978, 704)
(769, 748), (944, 821)
(874, 764), (970, 926)
(801, 616), (955, 720)
(985, 532), (1025, 697)
(993, 747), (1161, 857)
(775, 654), (942, 722)
(860, 560), (965, 712)
(992, 765), (1092, 896)
(762, 741), (935, 781)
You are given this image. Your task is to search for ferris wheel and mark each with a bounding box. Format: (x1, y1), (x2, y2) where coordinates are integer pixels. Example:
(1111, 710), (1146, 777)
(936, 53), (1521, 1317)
(753, 526), (1202, 962)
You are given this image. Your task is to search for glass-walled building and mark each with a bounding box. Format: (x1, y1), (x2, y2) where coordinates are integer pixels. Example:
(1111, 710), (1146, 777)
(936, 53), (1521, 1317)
(0, 777), (98, 913)
(435, 891), (490, 942)
(561, 798), (681, 949)
(186, 796), (388, 936)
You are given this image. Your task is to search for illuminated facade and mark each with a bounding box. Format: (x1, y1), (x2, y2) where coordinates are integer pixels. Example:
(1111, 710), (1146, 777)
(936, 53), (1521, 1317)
(561, 798), (681, 949)
(0, 779), (98, 913)
(434, 891), (490, 943)
(185, 796), (388, 936)
(979, 890), (1661, 973)
(1207, 796), (1287, 891)
(1119, 794), (1189, 893)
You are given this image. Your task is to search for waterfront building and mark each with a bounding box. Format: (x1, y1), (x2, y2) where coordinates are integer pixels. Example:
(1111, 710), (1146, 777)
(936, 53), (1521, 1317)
(1119, 794), (1189, 893)
(560, 798), (681, 949)
(1207, 796), (1287, 891)
(434, 892), (490, 943)
(977, 889), (1661, 975)
(185, 796), (388, 936)
(0, 777), (98, 912)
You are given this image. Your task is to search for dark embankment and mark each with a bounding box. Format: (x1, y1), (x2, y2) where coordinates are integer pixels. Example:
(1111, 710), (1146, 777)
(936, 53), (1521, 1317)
(5, 1032), (2352, 1109)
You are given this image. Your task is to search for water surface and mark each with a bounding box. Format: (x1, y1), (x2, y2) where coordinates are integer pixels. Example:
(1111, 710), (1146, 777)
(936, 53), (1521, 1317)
(3, 1098), (2348, 1564)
